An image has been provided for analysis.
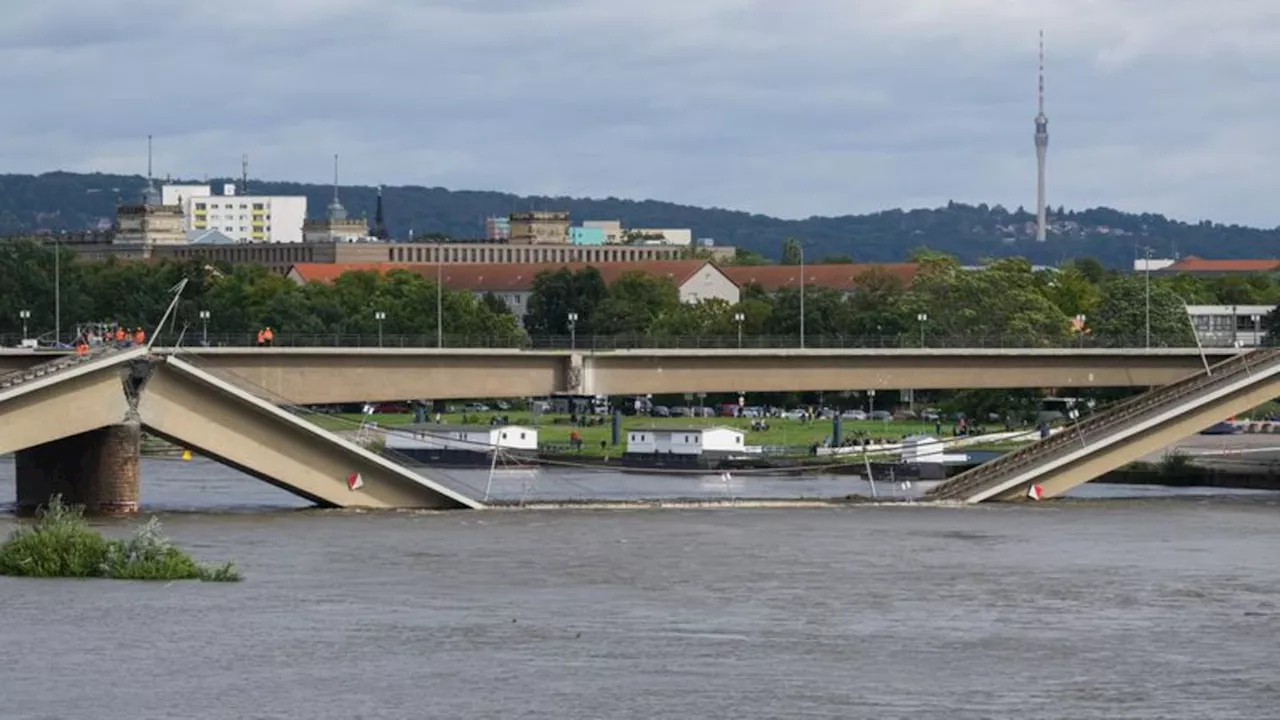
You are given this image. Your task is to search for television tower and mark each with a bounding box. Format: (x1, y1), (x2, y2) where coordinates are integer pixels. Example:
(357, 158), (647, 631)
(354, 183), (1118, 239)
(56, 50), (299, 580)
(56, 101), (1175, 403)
(1034, 30), (1049, 243)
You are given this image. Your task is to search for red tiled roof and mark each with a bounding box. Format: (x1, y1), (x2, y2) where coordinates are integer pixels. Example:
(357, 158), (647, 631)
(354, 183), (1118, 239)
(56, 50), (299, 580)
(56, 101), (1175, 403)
(721, 263), (918, 292)
(288, 260), (730, 292)
(1165, 256), (1280, 273)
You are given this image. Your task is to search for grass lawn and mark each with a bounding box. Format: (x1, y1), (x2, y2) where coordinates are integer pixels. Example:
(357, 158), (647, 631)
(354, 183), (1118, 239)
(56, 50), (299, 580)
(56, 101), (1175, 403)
(307, 410), (939, 453)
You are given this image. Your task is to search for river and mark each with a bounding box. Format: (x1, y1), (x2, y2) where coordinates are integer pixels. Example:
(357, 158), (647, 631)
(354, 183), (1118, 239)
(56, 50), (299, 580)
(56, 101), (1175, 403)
(1, 458), (1279, 719)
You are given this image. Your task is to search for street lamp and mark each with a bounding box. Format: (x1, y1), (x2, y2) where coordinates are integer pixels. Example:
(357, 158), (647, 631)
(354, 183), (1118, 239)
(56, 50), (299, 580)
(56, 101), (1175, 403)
(1075, 314), (1087, 348)
(799, 243), (806, 349)
(375, 311), (386, 348)
(734, 312), (745, 348)
(867, 388), (876, 417)
(568, 312), (579, 350)
(198, 310), (210, 345)
(916, 313), (928, 348)
(18, 310), (30, 343)
(1141, 245), (1152, 348)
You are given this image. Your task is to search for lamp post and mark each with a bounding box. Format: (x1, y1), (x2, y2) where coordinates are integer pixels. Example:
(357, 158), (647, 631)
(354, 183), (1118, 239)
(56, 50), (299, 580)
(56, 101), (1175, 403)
(198, 310), (210, 345)
(1142, 245), (1152, 348)
(375, 311), (386, 348)
(799, 243), (806, 349)
(1075, 313), (1087, 348)
(867, 388), (876, 417)
(917, 313), (928, 348)
(436, 243), (443, 349)
(734, 312), (745, 348)
(568, 312), (578, 350)
(53, 238), (60, 346)
(19, 310), (30, 343)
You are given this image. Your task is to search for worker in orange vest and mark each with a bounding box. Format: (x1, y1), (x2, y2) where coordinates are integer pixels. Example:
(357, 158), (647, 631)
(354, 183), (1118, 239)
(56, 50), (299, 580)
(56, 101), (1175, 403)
(256, 329), (265, 346)
(262, 327), (274, 346)
(114, 326), (126, 345)
(134, 327), (145, 345)
(75, 342), (88, 357)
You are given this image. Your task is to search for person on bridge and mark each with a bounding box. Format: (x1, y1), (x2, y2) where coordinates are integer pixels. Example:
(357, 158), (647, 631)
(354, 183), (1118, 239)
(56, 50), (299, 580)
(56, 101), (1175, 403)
(134, 327), (146, 346)
(114, 326), (126, 346)
(256, 329), (264, 346)
(75, 341), (88, 357)
(263, 327), (274, 346)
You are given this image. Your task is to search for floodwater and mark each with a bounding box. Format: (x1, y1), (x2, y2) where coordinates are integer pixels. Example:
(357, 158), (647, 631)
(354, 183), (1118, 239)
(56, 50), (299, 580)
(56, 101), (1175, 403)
(1, 459), (1279, 719)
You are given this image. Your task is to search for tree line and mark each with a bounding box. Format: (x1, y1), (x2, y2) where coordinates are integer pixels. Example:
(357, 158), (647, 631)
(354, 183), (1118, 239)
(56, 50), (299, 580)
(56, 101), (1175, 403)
(7, 171), (1280, 267)
(0, 239), (1276, 346)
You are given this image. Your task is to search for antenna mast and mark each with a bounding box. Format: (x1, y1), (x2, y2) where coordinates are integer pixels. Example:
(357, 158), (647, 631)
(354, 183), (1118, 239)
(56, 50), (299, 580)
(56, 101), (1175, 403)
(241, 153), (249, 195)
(333, 154), (339, 203)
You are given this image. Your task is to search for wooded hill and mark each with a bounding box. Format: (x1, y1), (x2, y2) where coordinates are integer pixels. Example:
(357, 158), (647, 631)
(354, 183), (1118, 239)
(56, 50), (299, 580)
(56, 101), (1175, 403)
(2, 171), (1277, 267)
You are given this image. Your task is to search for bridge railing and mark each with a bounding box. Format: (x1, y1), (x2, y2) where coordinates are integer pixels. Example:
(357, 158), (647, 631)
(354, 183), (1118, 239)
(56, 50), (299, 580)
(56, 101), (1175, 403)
(3, 332), (1270, 351)
(928, 347), (1280, 500)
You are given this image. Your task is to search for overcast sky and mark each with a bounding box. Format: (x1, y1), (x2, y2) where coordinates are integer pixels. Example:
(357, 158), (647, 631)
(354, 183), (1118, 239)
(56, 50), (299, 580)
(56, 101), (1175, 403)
(3, 0), (1279, 226)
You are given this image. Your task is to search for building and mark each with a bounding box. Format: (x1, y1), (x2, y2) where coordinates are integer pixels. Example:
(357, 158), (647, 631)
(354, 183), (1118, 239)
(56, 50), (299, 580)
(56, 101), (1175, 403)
(113, 201), (185, 254)
(570, 226), (607, 245)
(157, 240), (696, 275)
(509, 211), (570, 245)
(302, 189), (369, 243)
(164, 184), (308, 244)
(384, 424), (538, 466)
(626, 228), (692, 246)
(624, 427), (747, 464)
(1185, 305), (1275, 347)
(484, 217), (510, 241)
(722, 263), (919, 294)
(583, 220), (623, 244)
(1157, 257), (1280, 277)
(286, 260), (741, 320)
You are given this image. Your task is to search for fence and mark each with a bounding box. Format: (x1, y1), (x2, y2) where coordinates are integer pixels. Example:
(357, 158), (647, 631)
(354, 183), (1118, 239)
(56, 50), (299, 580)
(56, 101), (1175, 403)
(3, 332), (1272, 351)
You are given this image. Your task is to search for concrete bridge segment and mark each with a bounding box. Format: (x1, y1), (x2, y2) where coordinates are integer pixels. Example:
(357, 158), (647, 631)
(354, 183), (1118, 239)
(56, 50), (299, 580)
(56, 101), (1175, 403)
(0, 349), (482, 513)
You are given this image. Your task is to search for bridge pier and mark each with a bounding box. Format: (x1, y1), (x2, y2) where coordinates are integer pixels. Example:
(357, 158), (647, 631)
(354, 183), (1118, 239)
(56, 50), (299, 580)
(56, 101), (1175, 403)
(15, 422), (141, 516)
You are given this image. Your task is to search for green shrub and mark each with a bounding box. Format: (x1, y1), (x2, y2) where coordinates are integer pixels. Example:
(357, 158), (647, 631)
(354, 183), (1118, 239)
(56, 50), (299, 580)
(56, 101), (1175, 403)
(0, 496), (240, 582)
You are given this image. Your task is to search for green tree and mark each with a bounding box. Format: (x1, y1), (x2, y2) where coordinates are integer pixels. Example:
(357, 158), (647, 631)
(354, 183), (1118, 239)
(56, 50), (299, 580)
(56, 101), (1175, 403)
(1091, 276), (1195, 346)
(780, 237), (803, 266)
(523, 267), (607, 335)
(592, 272), (680, 335)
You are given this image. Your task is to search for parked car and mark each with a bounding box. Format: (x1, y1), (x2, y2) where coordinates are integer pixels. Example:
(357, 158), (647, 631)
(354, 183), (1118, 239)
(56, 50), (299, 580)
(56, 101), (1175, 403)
(463, 402), (490, 412)
(651, 405), (671, 417)
(870, 410), (893, 421)
(842, 409), (869, 420)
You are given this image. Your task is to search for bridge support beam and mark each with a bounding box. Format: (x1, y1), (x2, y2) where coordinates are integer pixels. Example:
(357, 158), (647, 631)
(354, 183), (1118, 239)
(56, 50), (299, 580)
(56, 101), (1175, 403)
(15, 422), (141, 516)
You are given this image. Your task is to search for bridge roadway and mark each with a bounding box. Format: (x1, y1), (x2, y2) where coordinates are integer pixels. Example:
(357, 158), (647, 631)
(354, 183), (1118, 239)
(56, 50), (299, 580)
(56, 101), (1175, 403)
(0, 347), (1238, 405)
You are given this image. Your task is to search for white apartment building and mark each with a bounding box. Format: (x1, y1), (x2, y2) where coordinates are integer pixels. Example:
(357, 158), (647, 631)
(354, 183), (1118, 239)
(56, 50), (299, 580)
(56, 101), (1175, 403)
(162, 184), (307, 243)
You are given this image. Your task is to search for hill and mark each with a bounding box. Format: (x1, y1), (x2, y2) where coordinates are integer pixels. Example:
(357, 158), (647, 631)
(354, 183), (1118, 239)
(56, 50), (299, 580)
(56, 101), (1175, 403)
(2, 171), (1278, 267)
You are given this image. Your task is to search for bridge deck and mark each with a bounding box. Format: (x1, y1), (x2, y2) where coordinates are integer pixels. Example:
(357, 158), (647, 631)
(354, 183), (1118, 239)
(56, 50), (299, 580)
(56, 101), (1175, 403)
(928, 348), (1280, 503)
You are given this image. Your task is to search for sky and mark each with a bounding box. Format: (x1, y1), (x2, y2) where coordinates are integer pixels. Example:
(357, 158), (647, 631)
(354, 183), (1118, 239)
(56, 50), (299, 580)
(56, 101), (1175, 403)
(3, 0), (1280, 227)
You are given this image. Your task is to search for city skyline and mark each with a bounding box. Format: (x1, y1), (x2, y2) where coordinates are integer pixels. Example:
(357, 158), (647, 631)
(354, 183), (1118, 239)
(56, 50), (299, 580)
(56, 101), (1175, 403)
(2, 1), (1279, 227)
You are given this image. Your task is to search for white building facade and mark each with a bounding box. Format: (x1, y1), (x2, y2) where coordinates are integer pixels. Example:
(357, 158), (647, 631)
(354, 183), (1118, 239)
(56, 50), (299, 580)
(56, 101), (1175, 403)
(385, 425), (539, 452)
(625, 427), (746, 456)
(162, 184), (307, 244)
(1185, 305), (1275, 347)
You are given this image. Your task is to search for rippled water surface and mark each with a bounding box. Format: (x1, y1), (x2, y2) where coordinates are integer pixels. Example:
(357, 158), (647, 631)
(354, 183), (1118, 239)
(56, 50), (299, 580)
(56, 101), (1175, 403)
(1, 459), (1278, 719)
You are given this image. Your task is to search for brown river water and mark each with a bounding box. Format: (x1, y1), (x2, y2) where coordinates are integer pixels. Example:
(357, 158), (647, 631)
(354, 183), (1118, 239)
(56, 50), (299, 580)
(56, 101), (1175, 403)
(1, 458), (1278, 719)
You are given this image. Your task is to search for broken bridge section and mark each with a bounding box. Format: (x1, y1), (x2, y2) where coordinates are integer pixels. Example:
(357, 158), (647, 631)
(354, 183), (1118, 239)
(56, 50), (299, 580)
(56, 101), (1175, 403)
(0, 348), (482, 511)
(134, 356), (482, 510)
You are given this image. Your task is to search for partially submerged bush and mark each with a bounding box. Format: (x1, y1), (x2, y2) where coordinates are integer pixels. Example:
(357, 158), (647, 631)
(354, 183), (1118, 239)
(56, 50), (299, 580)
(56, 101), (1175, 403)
(0, 497), (240, 582)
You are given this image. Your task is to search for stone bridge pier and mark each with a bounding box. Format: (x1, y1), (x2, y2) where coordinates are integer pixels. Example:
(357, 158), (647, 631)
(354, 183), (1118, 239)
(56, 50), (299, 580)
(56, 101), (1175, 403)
(15, 421), (141, 516)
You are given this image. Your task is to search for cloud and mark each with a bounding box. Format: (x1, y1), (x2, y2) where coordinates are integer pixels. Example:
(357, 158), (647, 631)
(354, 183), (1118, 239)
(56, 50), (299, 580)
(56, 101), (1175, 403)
(1, 0), (1279, 227)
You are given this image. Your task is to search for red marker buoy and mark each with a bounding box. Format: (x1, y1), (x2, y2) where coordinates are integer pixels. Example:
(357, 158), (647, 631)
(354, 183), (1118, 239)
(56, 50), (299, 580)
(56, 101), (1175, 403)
(347, 472), (364, 491)
(1027, 484), (1043, 501)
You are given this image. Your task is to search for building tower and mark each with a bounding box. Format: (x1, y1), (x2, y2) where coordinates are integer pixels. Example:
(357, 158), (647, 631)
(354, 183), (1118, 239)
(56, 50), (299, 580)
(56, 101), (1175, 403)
(303, 153), (369, 243)
(372, 185), (389, 240)
(1034, 30), (1049, 243)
